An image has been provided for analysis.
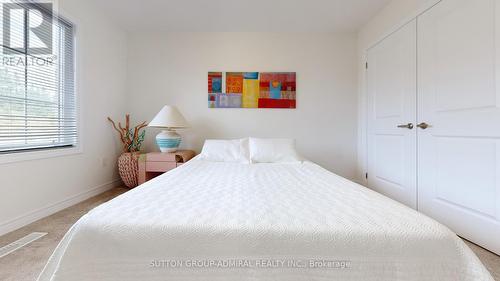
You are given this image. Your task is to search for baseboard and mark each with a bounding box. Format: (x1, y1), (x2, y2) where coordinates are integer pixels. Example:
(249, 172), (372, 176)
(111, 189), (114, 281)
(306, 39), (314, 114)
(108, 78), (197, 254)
(0, 179), (121, 237)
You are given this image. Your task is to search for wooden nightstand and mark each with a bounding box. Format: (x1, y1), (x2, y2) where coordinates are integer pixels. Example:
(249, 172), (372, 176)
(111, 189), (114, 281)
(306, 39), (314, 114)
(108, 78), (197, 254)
(138, 150), (195, 185)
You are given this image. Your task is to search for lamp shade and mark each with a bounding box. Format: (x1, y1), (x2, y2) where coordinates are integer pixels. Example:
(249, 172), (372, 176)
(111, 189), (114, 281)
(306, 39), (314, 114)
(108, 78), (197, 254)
(148, 105), (189, 128)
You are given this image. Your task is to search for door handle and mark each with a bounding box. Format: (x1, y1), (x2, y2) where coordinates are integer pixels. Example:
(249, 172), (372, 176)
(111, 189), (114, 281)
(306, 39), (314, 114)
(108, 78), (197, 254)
(417, 122), (430, 129)
(397, 123), (414, 129)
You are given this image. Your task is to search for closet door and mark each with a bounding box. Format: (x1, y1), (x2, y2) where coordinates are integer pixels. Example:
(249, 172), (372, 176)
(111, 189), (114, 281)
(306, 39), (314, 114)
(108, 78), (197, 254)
(418, 0), (500, 254)
(367, 20), (417, 209)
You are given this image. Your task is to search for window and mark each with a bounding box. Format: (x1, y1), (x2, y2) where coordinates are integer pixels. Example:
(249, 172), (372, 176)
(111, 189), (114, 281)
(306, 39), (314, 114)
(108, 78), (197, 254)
(0, 2), (76, 153)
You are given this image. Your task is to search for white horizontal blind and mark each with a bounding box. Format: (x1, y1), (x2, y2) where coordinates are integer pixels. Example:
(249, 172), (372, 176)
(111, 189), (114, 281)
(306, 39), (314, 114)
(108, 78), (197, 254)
(0, 2), (76, 153)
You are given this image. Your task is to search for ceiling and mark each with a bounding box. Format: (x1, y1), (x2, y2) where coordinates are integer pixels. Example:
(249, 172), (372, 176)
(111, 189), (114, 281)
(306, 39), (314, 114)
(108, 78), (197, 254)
(88, 0), (391, 32)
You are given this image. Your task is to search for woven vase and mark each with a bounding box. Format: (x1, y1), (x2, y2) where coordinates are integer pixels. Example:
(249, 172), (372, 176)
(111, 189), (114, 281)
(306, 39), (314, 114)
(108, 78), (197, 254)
(118, 152), (139, 188)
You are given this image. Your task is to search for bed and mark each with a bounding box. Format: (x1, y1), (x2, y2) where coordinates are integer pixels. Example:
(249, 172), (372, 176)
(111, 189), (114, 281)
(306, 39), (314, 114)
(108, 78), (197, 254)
(38, 157), (493, 281)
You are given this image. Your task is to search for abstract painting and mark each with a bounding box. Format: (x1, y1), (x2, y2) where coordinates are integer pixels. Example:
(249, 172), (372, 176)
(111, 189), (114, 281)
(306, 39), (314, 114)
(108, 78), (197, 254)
(208, 72), (296, 108)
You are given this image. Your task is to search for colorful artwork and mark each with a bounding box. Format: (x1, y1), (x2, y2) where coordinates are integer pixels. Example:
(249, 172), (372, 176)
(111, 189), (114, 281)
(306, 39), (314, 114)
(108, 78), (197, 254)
(208, 72), (222, 93)
(208, 72), (296, 109)
(208, 93), (242, 108)
(225, 72), (243, 93)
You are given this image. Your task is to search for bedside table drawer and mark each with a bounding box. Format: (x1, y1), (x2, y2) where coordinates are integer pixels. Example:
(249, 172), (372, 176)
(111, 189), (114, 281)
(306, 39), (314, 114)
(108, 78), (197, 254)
(147, 152), (176, 162)
(138, 150), (196, 185)
(146, 161), (176, 172)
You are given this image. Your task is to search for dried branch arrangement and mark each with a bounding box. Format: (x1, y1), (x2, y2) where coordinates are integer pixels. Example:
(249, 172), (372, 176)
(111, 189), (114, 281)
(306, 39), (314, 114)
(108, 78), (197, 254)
(108, 114), (147, 153)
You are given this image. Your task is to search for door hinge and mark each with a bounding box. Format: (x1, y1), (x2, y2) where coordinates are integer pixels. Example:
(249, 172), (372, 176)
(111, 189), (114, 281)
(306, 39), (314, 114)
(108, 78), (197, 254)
(365, 172), (368, 179)
(365, 62), (368, 69)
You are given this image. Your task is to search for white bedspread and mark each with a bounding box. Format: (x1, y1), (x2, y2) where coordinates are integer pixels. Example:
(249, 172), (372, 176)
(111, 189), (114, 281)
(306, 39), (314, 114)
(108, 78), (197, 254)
(38, 159), (493, 281)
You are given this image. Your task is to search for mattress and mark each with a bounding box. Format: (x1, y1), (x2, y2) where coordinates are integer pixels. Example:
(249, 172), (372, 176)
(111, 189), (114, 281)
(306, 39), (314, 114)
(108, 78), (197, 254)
(38, 158), (493, 281)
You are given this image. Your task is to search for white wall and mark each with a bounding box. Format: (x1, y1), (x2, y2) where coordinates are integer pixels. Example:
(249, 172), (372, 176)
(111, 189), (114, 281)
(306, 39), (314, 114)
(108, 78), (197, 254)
(0, 0), (127, 235)
(356, 0), (440, 184)
(126, 32), (358, 179)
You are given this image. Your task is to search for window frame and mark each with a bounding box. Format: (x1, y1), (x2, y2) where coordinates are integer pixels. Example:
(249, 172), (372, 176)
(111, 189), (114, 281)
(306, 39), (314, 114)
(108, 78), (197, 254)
(0, 6), (81, 164)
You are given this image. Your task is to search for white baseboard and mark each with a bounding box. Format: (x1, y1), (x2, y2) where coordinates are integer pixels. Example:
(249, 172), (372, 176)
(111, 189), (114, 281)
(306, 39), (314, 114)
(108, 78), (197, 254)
(0, 179), (122, 237)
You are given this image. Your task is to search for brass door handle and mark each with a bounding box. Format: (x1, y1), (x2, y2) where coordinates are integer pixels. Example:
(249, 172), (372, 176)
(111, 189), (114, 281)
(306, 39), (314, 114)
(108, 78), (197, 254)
(397, 123), (414, 129)
(417, 122), (430, 129)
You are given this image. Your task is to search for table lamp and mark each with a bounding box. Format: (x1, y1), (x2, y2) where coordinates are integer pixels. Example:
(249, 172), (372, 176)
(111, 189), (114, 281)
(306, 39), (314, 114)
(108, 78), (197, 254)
(148, 105), (189, 152)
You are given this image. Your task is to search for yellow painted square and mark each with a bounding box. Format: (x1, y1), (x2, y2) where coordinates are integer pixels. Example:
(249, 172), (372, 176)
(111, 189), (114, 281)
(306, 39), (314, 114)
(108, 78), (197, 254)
(242, 79), (259, 108)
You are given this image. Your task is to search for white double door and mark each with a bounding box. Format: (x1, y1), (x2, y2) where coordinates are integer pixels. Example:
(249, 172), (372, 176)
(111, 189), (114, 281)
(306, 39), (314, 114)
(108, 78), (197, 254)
(367, 0), (500, 254)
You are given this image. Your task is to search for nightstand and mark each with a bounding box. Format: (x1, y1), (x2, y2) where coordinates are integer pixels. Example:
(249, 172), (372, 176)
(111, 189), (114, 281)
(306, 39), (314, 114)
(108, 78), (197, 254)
(138, 150), (195, 185)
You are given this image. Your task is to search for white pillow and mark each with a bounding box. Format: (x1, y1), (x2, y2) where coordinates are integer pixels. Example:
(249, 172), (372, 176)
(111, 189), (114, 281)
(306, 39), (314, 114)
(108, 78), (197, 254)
(249, 138), (301, 163)
(199, 138), (250, 163)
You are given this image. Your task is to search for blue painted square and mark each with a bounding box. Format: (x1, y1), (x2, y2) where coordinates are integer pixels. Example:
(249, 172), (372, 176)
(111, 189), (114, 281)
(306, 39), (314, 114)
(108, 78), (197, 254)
(211, 77), (222, 93)
(243, 72), (259, 79)
(270, 81), (282, 99)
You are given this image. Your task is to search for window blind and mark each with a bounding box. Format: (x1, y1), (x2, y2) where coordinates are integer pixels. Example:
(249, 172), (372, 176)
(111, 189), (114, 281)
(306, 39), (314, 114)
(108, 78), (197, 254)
(0, 2), (76, 153)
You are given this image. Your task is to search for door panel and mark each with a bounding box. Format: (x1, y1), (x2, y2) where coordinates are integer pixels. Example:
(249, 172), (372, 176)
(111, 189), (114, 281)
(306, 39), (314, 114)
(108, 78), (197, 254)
(435, 137), (497, 217)
(374, 135), (405, 186)
(367, 20), (417, 209)
(418, 0), (500, 254)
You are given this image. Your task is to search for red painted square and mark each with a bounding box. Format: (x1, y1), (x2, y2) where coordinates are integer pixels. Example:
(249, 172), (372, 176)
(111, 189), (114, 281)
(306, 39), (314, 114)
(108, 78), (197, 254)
(258, 98), (296, 108)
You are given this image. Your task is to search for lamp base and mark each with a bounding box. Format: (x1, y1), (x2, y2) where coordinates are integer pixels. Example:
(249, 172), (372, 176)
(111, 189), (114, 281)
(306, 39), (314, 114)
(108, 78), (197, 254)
(156, 129), (181, 153)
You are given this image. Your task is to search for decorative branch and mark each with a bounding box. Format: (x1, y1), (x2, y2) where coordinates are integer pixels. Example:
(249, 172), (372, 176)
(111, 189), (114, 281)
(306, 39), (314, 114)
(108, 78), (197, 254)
(107, 117), (127, 145)
(132, 122), (146, 142)
(108, 115), (147, 153)
(125, 115), (130, 131)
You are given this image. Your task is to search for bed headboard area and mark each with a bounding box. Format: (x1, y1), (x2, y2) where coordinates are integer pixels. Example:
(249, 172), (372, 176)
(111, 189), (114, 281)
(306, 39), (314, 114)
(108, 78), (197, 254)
(125, 32), (358, 180)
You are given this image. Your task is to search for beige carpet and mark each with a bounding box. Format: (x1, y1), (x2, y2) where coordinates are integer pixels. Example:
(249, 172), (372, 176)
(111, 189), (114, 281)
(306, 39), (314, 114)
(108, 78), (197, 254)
(0, 187), (128, 281)
(0, 187), (499, 281)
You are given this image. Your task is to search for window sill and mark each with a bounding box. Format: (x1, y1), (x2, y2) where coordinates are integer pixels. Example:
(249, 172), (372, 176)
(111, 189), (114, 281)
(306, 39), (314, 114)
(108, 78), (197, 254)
(0, 146), (83, 165)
